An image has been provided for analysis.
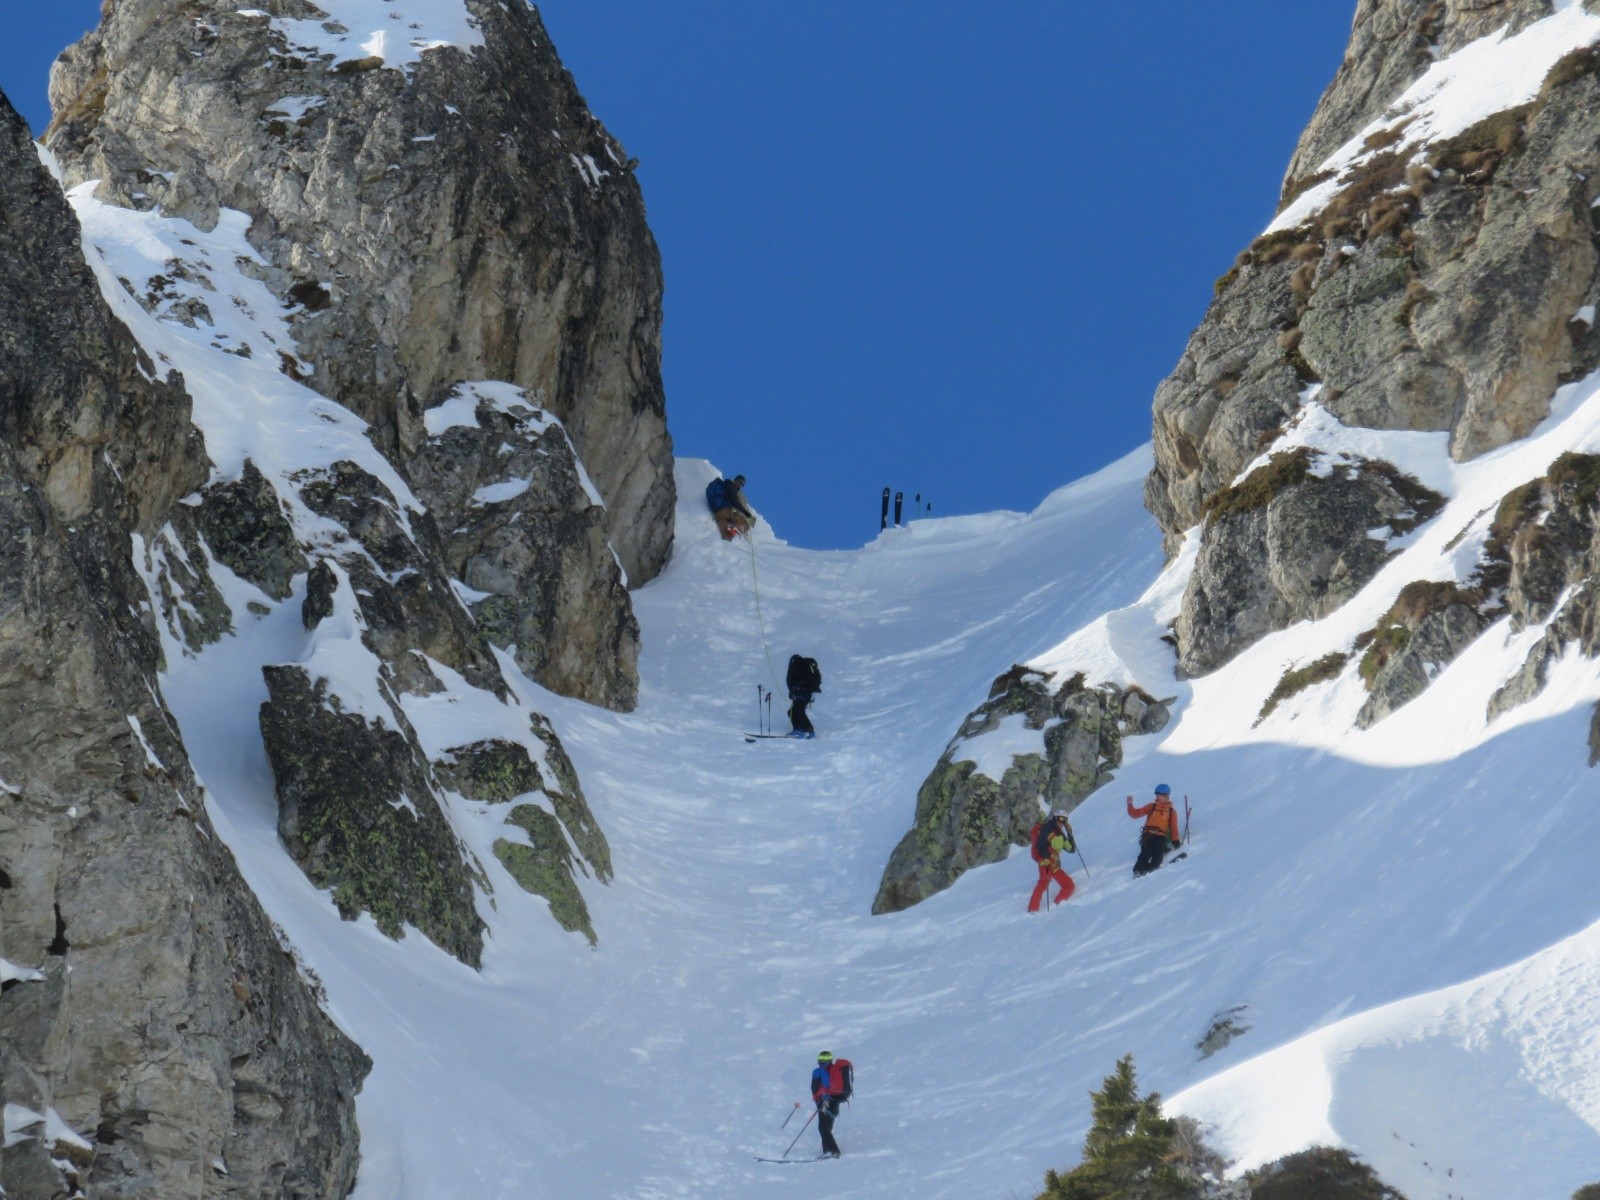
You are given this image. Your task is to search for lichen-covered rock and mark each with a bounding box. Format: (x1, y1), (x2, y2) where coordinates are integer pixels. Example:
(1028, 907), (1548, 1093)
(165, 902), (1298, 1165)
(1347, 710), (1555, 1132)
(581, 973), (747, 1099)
(495, 805), (597, 945)
(193, 458), (306, 600)
(873, 667), (1168, 914)
(435, 738), (547, 804)
(260, 664), (487, 965)
(410, 384), (639, 710)
(0, 87), (365, 1199)
(49, 0), (675, 586)
(1176, 453), (1445, 676)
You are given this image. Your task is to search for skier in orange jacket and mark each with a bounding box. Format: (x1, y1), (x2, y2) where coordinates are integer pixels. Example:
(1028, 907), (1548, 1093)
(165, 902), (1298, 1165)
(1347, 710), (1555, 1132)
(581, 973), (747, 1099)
(1127, 784), (1181, 877)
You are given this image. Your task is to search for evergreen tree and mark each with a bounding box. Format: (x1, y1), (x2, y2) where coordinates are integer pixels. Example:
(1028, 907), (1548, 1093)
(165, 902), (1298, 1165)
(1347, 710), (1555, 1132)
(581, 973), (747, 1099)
(1037, 1055), (1191, 1200)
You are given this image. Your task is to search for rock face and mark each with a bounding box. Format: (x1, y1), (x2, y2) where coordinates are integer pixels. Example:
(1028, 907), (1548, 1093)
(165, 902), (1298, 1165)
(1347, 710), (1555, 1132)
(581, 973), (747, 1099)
(410, 383), (639, 710)
(261, 661), (488, 965)
(1356, 581), (1494, 727)
(48, 0), (673, 615)
(1483, 453), (1600, 720)
(434, 726), (612, 944)
(873, 667), (1169, 914)
(1148, 2), (1600, 678)
(0, 89), (366, 1199)
(1176, 450), (1445, 676)
(1284, 0), (1557, 189)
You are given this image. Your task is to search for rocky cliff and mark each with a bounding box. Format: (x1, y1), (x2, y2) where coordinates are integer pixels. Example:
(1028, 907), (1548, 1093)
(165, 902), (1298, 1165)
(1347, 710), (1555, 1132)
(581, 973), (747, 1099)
(0, 90), (367, 1199)
(48, 0), (671, 707)
(1150, 0), (1600, 674)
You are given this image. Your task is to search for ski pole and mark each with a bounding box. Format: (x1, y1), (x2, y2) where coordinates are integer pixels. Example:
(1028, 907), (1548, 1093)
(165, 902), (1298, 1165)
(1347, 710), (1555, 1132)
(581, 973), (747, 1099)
(1184, 795), (1191, 846)
(782, 1109), (816, 1158)
(779, 1101), (801, 1130)
(1065, 820), (1090, 879)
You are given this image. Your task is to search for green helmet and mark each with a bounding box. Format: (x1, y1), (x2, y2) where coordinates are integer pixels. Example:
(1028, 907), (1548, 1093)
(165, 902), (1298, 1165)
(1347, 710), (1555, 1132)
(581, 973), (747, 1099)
(817, 1051), (833, 1064)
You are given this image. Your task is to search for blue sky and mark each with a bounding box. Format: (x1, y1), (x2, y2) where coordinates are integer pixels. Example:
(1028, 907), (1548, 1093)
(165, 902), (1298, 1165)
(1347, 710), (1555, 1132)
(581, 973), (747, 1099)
(3, 4), (1353, 549)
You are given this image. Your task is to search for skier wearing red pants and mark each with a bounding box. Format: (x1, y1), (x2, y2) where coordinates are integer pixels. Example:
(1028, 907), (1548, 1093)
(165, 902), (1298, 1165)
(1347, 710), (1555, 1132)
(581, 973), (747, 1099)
(1027, 811), (1077, 912)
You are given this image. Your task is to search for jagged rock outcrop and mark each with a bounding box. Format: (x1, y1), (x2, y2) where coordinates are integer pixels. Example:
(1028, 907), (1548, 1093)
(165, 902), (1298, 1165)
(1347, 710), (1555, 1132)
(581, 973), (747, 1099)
(1484, 453), (1600, 720)
(1149, 2), (1600, 678)
(261, 659), (488, 965)
(296, 459), (507, 696)
(1176, 449), (1445, 676)
(48, 0), (673, 613)
(434, 725), (612, 944)
(1356, 581), (1494, 726)
(873, 667), (1169, 914)
(410, 383), (639, 710)
(1285, 0), (1558, 188)
(0, 89), (366, 1198)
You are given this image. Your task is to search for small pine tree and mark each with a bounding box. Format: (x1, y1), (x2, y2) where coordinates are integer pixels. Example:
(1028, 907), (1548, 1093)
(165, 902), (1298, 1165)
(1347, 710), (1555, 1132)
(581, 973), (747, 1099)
(1572, 1186), (1600, 1200)
(1037, 1055), (1191, 1200)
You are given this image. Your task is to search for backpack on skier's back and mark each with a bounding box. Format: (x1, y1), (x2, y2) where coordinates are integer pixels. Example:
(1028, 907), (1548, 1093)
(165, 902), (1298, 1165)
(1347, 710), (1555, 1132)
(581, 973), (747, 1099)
(1030, 817), (1071, 863)
(787, 655), (822, 694)
(827, 1058), (854, 1101)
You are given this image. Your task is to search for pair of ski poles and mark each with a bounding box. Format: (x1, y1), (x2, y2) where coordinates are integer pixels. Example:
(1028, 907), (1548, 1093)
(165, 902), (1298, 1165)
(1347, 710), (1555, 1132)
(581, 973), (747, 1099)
(755, 685), (774, 735)
(777, 1101), (814, 1158)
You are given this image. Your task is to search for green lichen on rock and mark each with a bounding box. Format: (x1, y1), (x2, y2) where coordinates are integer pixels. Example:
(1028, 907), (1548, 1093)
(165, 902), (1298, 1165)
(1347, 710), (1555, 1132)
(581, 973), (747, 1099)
(1358, 625), (1412, 686)
(259, 665), (486, 966)
(494, 805), (596, 945)
(529, 712), (612, 883)
(194, 458), (305, 600)
(435, 739), (545, 803)
(873, 669), (1168, 914)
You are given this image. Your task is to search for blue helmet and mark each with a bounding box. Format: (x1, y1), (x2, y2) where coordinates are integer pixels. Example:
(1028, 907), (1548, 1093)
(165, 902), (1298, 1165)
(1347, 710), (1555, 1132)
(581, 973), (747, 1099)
(1154, 784), (1172, 795)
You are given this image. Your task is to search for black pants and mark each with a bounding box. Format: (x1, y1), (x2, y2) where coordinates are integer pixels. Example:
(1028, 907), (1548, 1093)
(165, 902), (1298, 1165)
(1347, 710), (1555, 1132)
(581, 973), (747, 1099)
(1133, 831), (1171, 877)
(817, 1099), (841, 1155)
(789, 690), (815, 735)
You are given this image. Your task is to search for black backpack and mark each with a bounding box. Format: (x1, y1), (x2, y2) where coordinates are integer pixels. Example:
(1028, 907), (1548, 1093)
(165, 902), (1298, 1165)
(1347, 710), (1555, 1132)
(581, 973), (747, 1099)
(787, 655), (822, 693)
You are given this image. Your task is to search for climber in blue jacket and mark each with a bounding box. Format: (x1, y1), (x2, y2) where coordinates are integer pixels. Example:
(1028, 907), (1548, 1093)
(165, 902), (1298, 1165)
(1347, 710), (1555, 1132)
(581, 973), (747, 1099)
(705, 474), (755, 539)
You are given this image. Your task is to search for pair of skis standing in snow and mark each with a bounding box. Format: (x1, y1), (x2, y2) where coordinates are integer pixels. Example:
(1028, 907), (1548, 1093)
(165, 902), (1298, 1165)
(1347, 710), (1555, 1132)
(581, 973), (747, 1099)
(1028, 784), (1189, 912)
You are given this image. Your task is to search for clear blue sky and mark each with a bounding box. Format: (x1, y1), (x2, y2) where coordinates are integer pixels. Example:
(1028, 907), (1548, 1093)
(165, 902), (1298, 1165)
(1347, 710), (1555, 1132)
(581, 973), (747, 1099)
(4, 4), (1354, 549)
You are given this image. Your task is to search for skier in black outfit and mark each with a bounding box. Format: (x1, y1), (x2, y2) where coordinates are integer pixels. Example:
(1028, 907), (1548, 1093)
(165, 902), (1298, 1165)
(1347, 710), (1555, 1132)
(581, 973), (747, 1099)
(786, 654), (822, 739)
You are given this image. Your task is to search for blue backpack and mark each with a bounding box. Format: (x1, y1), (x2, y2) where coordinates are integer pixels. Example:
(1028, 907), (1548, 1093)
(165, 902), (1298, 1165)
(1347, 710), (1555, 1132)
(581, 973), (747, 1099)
(705, 478), (727, 511)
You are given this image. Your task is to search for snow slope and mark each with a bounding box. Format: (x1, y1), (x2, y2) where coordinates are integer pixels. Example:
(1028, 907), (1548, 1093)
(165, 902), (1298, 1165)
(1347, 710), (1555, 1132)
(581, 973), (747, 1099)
(162, 444), (1600, 1199)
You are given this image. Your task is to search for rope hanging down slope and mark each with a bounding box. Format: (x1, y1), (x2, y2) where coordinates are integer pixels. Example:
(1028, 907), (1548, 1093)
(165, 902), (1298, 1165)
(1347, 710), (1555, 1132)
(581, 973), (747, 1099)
(746, 533), (783, 691)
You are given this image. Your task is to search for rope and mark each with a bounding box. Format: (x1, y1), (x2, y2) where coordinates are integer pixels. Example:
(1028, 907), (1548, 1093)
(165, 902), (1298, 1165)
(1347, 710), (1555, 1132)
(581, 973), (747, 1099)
(746, 532), (783, 690)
